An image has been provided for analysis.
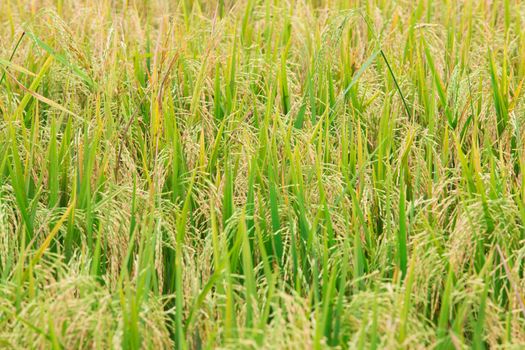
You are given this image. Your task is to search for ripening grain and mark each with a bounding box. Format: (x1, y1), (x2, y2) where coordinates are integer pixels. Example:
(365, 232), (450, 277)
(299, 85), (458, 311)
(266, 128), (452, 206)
(1, 1), (525, 349)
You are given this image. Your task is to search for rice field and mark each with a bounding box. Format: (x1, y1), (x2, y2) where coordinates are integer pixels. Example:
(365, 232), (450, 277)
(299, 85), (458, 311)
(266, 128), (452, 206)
(1, 0), (525, 348)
